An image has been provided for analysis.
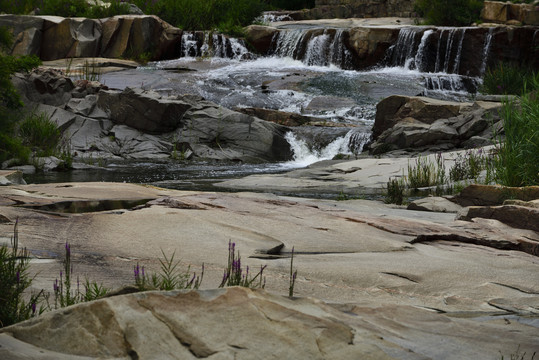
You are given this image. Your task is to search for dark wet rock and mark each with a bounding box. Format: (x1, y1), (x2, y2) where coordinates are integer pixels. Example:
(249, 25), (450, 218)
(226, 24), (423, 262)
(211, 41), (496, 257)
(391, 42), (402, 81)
(369, 96), (503, 154)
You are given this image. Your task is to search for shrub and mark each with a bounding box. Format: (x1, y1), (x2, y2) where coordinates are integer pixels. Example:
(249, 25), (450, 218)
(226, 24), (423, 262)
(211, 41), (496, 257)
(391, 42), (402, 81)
(407, 156), (437, 189)
(131, 0), (266, 31)
(414, 0), (484, 26)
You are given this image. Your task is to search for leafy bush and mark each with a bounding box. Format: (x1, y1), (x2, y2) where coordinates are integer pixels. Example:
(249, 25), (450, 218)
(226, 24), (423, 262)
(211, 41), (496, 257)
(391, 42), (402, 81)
(0, 0), (130, 17)
(0, 27), (41, 163)
(414, 0), (484, 26)
(495, 92), (539, 186)
(480, 63), (539, 95)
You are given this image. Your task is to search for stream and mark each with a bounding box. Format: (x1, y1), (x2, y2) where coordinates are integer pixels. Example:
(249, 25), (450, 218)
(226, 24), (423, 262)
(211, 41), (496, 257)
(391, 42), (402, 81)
(28, 24), (485, 193)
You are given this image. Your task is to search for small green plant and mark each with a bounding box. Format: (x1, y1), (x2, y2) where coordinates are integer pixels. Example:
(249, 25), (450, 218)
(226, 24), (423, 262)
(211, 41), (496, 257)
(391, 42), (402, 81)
(18, 112), (61, 157)
(384, 177), (406, 205)
(0, 219), (43, 327)
(219, 241), (266, 289)
(407, 156), (437, 189)
(289, 247), (297, 298)
(134, 250), (204, 291)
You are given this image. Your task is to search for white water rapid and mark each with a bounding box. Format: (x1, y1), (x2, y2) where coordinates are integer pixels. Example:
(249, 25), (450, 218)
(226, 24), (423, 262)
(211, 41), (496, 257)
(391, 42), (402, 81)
(283, 130), (370, 168)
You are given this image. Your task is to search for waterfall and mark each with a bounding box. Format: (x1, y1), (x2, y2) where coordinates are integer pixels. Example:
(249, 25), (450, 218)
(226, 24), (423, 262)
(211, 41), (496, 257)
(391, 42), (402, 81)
(180, 32), (251, 60)
(271, 29), (352, 68)
(387, 28), (420, 68)
(387, 27), (470, 75)
(414, 30), (434, 71)
(479, 28), (494, 76)
(284, 130), (369, 167)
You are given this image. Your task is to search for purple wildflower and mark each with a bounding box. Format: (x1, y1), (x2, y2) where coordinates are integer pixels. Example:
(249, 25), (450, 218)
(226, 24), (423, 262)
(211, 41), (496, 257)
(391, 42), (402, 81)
(16, 271), (20, 284)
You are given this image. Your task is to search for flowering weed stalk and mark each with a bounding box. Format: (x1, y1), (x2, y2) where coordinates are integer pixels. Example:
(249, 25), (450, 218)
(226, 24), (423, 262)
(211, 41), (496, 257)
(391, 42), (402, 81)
(219, 241), (266, 289)
(53, 242), (109, 309)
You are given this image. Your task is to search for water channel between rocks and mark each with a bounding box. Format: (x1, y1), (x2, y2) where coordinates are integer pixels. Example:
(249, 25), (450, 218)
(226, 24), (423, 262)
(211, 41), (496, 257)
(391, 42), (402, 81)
(29, 24), (487, 196)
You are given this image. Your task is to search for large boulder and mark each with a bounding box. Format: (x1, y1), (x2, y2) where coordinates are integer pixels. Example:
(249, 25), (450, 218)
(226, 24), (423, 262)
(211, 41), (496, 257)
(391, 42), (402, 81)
(244, 25), (279, 54)
(0, 14), (182, 61)
(0, 15), (44, 56)
(482, 1), (539, 25)
(369, 96), (503, 154)
(41, 16), (102, 60)
(372, 95), (469, 139)
(97, 87), (192, 134)
(175, 97), (292, 162)
(347, 27), (399, 68)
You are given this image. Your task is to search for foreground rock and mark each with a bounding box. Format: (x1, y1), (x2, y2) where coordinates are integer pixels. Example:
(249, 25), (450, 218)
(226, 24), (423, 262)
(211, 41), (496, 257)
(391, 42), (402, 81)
(2, 287), (538, 360)
(0, 182), (538, 358)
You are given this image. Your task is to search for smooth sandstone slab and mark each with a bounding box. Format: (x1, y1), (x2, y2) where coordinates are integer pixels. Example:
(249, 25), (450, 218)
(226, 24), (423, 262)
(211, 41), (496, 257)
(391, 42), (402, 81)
(1, 287), (537, 360)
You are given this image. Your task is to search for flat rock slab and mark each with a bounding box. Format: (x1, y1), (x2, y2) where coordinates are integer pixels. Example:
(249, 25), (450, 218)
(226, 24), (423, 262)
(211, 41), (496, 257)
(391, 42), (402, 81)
(0, 182), (538, 358)
(0, 287), (537, 360)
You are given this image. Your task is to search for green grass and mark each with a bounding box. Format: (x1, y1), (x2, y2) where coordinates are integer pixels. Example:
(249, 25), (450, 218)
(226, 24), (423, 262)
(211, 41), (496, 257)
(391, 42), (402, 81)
(481, 63), (539, 96)
(18, 112), (61, 157)
(494, 92), (539, 187)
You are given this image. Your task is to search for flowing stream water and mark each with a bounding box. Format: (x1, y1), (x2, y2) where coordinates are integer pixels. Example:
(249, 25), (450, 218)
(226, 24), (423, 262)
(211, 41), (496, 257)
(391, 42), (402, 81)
(30, 24), (493, 193)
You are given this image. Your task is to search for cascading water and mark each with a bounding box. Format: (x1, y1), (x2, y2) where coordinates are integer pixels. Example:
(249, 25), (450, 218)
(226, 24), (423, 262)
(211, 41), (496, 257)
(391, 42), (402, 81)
(271, 29), (352, 68)
(284, 130), (370, 168)
(384, 27), (487, 94)
(180, 32), (251, 60)
(479, 28), (494, 76)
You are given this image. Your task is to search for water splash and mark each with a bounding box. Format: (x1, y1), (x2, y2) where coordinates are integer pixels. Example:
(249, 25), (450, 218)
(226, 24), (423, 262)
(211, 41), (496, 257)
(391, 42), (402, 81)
(284, 130), (369, 168)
